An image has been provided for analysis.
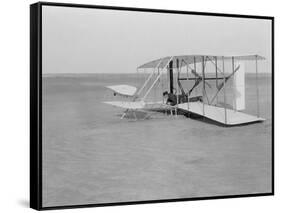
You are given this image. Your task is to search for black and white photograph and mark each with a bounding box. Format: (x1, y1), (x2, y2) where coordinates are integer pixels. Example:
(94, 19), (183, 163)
(30, 2), (273, 210)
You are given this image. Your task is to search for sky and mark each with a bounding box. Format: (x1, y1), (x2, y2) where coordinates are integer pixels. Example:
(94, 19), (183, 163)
(42, 5), (272, 74)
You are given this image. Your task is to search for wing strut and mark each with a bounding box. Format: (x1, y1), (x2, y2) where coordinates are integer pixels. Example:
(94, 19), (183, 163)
(210, 63), (240, 105)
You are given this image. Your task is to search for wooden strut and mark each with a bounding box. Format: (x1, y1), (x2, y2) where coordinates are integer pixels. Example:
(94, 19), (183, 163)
(222, 56), (227, 124)
(185, 77), (224, 80)
(215, 57), (218, 104)
(186, 59), (190, 112)
(175, 58), (180, 117)
(136, 71), (154, 97)
(209, 58), (223, 74)
(142, 73), (162, 101)
(255, 55), (260, 117)
(142, 57), (173, 101)
(169, 60), (174, 94)
(202, 56), (205, 117)
(189, 57), (197, 112)
(121, 109), (128, 119)
(203, 58), (210, 104)
(136, 58), (164, 98)
(232, 57), (236, 110)
(210, 64), (240, 105)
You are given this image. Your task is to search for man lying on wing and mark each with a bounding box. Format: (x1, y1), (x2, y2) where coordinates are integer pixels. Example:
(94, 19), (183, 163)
(163, 91), (202, 106)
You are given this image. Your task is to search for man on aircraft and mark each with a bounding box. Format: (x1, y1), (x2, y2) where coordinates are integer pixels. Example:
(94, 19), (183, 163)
(163, 91), (177, 106)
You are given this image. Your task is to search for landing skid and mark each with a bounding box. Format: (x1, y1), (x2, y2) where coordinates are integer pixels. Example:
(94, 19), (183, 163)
(120, 109), (152, 121)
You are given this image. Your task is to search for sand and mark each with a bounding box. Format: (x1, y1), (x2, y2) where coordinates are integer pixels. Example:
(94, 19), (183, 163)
(42, 73), (272, 207)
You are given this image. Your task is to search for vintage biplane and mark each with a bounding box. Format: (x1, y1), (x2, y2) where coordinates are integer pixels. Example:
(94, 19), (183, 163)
(104, 55), (265, 126)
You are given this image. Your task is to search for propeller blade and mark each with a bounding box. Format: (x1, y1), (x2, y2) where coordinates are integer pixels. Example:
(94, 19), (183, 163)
(191, 70), (201, 79)
(191, 69), (212, 88)
(210, 64), (241, 104)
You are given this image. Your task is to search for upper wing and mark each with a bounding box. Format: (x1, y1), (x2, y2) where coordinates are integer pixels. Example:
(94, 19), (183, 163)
(138, 55), (265, 69)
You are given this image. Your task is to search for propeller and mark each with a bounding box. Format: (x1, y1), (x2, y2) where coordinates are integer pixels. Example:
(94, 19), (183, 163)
(217, 65), (241, 90)
(210, 65), (241, 104)
(191, 70), (212, 88)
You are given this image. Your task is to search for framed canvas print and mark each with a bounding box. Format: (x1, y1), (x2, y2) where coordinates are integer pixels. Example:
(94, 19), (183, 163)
(30, 2), (274, 210)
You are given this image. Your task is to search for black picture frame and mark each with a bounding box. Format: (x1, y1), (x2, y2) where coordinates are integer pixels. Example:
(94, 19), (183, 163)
(30, 1), (274, 210)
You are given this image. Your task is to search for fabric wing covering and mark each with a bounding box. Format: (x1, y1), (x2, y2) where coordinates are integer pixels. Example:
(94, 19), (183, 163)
(106, 85), (137, 97)
(137, 55), (265, 69)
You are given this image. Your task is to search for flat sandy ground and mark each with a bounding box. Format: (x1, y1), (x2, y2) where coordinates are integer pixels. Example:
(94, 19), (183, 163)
(42, 73), (272, 207)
